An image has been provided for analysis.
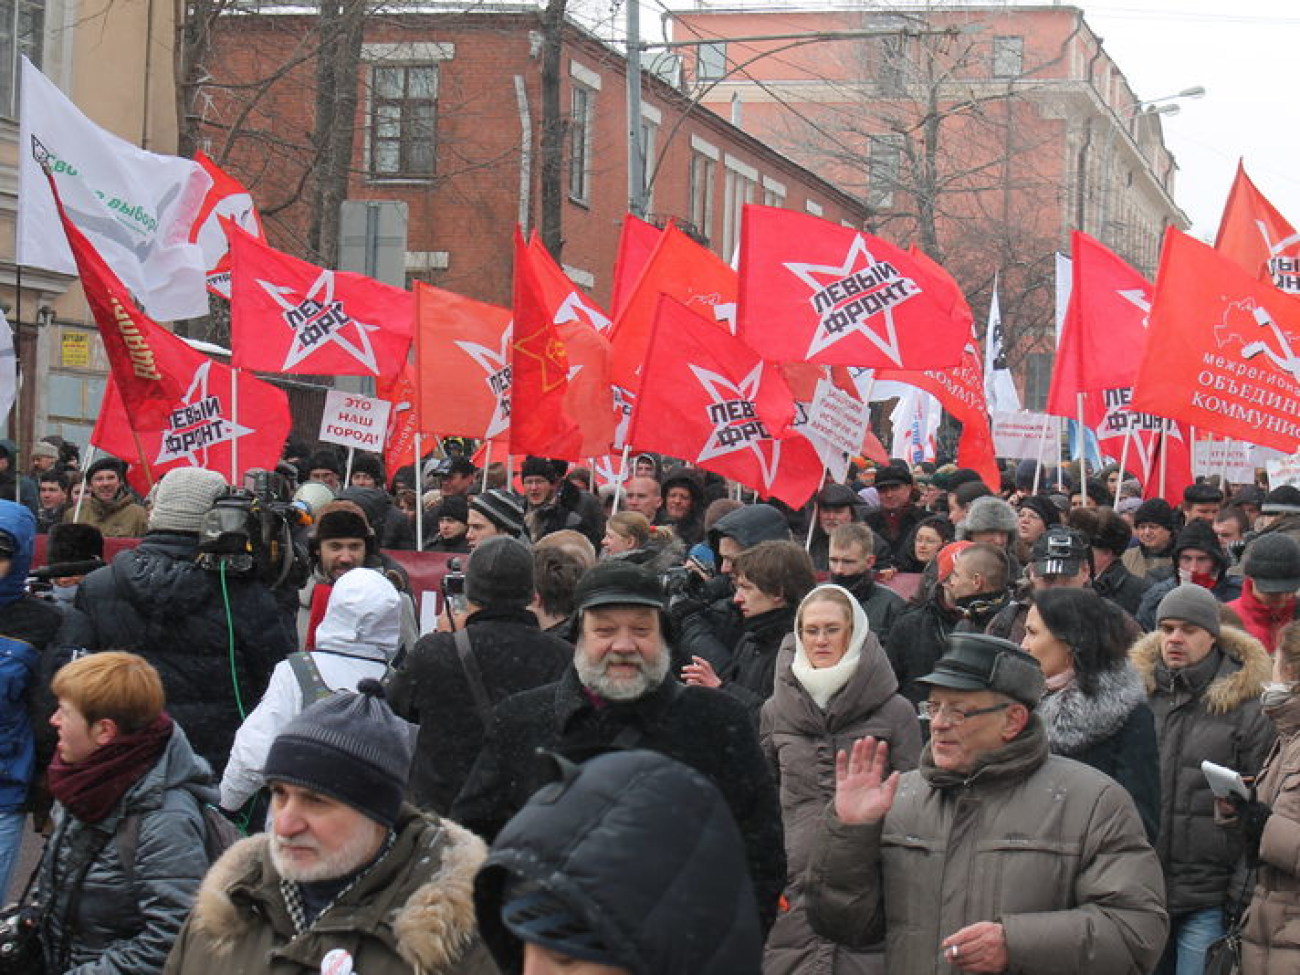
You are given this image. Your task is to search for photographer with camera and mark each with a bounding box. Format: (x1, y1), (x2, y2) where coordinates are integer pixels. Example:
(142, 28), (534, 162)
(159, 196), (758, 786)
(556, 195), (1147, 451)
(63, 468), (294, 776)
(389, 537), (571, 815)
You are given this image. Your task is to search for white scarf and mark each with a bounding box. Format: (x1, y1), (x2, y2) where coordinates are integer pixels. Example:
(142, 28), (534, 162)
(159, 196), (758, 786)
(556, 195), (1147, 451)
(791, 584), (870, 709)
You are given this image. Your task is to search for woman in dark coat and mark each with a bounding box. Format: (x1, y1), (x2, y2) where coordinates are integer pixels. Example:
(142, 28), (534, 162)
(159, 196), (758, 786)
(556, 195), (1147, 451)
(1021, 587), (1160, 841)
(760, 584), (921, 974)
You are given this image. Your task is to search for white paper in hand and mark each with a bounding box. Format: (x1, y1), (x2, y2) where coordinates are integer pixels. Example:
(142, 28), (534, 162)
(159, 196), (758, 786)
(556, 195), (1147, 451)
(1201, 759), (1250, 800)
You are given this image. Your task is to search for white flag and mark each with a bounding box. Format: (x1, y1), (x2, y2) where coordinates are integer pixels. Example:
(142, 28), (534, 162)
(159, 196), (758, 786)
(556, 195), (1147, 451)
(17, 57), (212, 321)
(889, 387), (940, 465)
(0, 311), (15, 426)
(983, 275), (1020, 412)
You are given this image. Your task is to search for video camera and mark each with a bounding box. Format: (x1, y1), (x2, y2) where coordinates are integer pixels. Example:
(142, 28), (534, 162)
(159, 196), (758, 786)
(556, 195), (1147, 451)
(197, 467), (310, 589)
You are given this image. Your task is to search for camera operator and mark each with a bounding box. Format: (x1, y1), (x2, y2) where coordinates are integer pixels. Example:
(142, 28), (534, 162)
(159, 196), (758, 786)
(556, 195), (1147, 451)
(61, 468), (294, 776)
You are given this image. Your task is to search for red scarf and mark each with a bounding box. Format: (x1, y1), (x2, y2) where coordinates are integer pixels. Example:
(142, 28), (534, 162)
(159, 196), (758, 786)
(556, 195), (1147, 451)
(47, 713), (174, 824)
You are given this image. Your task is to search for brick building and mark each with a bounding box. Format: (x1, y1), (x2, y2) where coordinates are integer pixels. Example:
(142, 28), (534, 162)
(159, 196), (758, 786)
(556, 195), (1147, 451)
(669, 3), (1190, 407)
(197, 6), (871, 310)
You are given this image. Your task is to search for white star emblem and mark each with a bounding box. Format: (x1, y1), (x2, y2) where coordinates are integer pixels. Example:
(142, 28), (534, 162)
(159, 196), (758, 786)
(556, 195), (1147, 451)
(554, 292), (612, 333)
(455, 322), (514, 439)
(1117, 288), (1151, 328)
(690, 361), (781, 489)
(155, 361), (253, 465)
(784, 235), (919, 365)
(258, 269), (381, 372)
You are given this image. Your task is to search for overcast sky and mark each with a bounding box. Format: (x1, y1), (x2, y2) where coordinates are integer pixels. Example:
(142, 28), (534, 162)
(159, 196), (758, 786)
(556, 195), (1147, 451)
(1078, 0), (1300, 240)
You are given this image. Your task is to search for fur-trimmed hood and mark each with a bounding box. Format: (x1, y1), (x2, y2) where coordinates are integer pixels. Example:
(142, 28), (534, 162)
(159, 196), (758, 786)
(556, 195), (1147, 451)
(1131, 624), (1272, 714)
(187, 807), (487, 972)
(1037, 665), (1148, 755)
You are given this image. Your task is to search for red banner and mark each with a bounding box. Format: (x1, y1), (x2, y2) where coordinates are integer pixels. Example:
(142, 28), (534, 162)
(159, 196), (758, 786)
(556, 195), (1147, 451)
(228, 224), (413, 376)
(190, 152), (264, 299)
(1132, 228), (1300, 453)
(377, 363), (419, 479)
(738, 205), (968, 369)
(609, 214), (663, 316)
(1215, 161), (1300, 293)
(628, 296), (822, 507)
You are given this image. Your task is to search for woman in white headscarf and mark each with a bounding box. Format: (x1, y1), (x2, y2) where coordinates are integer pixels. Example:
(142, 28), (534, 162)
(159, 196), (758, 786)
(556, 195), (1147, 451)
(760, 584), (922, 975)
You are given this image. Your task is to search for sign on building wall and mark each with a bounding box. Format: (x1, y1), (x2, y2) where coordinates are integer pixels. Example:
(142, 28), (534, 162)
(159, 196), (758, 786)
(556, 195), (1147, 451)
(60, 332), (90, 368)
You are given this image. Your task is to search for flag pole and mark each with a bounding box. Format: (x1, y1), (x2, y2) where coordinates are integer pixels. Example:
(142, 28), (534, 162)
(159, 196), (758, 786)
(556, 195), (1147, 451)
(481, 441), (492, 493)
(1190, 425), (1199, 486)
(414, 432), (423, 552)
(230, 367), (240, 484)
(1158, 419), (1170, 499)
(1032, 414), (1050, 495)
(806, 476), (824, 553)
(128, 425), (156, 492)
(611, 445), (630, 515)
(73, 445), (96, 523)
(344, 446), (355, 487)
(1114, 424), (1133, 507)
(1075, 392), (1088, 485)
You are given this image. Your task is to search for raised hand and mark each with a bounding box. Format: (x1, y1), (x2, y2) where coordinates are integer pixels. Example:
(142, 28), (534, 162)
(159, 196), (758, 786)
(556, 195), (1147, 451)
(834, 736), (900, 825)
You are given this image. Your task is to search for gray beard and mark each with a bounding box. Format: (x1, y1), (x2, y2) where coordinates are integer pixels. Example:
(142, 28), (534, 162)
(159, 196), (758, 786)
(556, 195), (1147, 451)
(575, 644), (671, 702)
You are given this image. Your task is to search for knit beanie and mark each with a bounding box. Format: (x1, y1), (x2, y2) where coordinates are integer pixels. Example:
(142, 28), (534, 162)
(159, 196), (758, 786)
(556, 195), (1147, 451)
(148, 468), (228, 533)
(467, 536), (535, 609)
(1133, 498), (1178, 532)
(262, 680), (412, 827)
(84, 457), (126, 483)
(1156, 583), (1222, 638)
(30, 442), (58, 461)
(1242, 534), (1300, 595)
(1017, 495), (1060, 529)
(470, 490), (526, 537)
(436, 494), (470, 526)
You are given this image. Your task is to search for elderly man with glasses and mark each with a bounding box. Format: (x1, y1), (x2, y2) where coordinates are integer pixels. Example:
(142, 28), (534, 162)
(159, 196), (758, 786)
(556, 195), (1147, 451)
(805, 632), (1168, 975)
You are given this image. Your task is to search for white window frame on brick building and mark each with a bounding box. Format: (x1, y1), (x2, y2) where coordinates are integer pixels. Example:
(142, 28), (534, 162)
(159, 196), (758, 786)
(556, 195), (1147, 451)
(762, 175), (786, 209)
(722, 154), (757, 259)
(992, 35), (1024, 79)
(639, 102), (660, 214)
(868, 133), (903, 209)
(363, 42), (453, 182)
(689, 134), (718, 244)
(568, 59), (601, 206)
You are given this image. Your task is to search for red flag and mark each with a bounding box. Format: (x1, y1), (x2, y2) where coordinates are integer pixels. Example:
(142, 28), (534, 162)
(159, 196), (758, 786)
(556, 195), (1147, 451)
(1046, 231), (1152, 416)
(1077, 387), (1192, 503)
(525, 237), (617, 457)
(1215, 161), (1300, 293)
(738, 205), (968, 369)
(190, 152), (264, 299)
(50, 175), (189, 428)
(413, 283), (513, 441)
(510, 232), (583, 460)
(228, 223), (413, 376)
(874, 248), (998, 489)
(628, 296), (822, 507)
(610, 214), (663, 316)
(1132, 227), (1300, 453)
(91, 355), (291, 494)
(377, 363), (418, 478)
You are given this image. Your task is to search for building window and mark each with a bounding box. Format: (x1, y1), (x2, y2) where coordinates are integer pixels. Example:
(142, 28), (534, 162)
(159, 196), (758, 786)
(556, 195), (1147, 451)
(698, 42), (727, 82)
(723, 159), (757, 259)
(0, 0), (43, 118)
(639, 117), (657, 212)
(369, 64), (437, 178)
(992, 36), (1024, 79)
(690, 150), (715, 244)
(877, 35), (906, 95)
(762, 177), (786, 209)
(868, 134), (903, 209)
(1025, 352), (1052, 411)
(569, 83), (595, 204)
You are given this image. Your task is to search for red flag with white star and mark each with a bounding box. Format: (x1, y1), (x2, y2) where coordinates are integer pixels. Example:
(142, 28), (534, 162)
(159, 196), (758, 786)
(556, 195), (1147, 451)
(1215, 161), (1300, 294)
(190, 152), (264, 300)
(228, 224), (413, 376)
(413, 283), (513, 441)
(525, 236), (618, 457)
(610, 214), (663, 316)
(738, 205), (968, 369)
(510, 232), (583, 460)
(91, 354), (291, 494)
(628, 296), (822, 507)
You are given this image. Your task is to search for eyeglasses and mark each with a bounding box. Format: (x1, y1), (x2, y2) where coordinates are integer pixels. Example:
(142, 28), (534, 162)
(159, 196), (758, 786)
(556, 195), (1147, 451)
(799, 625), (846, 641)
(917, 701), (1011, 725)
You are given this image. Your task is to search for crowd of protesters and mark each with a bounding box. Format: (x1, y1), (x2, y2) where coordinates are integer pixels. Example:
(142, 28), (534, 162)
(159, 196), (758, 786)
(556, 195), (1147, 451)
(0, 432), (1299, 973)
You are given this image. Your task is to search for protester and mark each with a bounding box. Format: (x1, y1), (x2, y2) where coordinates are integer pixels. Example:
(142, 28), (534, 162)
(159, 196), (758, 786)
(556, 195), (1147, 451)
(806, 633), (1167, 974)
(62, 457), (148, 537)
(602, 510), (650, 556)
(36, 471), (70, 533)
(389, 537), (571, 814)
(452, 559), (786, 933)
(808, 483), (863, 571)
(1021, 588), (1159, 841)
(467, 488), (527, 550)
(827, 522), (905, 643)
(1123, 498), (1179, 579)
(1014, 495), (1060, 561)
(1137, 520), (1244, 631)
(425, 493), (471, 552)
(165, 683), (496, 974)
(64, 468), (292, 775)
(761, 584), (921, 974)
(521, 456), (588, 544)
(1182, 482), (1224, 524)
(1076, 506), (1153, 617)
(863, 463), (922, 569)
(219, 568), (403, 816)
(1131, 583), (1274, 975)
(529, 542), (593, 636)
(1254, 486), (1300, 544)
(474, 750), (764, 975)
(304, 450), (343, 492)
(893, 514), (954, 574)
(661, 466), (707, 547)
(35, 653), (213, 974)
(1226, 534), (1300, 652)
(621, 476), (666, 523)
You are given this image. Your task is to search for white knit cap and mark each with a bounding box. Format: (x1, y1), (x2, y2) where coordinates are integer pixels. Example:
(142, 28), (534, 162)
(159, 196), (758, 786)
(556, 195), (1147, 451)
(148, 468), (229, 533)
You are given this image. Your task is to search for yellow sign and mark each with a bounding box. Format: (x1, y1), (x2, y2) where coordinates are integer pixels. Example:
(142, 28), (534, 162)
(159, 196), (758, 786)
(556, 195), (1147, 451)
(61, 332), (90, 368)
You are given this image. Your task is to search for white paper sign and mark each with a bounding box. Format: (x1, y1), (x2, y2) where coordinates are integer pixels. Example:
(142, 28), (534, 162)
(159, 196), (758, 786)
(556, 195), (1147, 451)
(318, 389), (391, 451)
(1192, 440), (1257, 484)
(802, 378), (869, 481)
(992, 412), (1059, 460)
(1267, 452), (1300, 489)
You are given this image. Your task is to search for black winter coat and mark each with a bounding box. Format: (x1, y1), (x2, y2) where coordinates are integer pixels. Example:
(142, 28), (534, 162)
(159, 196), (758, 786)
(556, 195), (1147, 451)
(1093, 559), (1154, 619)
(452, 667), (787, 932)
(388, 606), (572, 814)
(884, 591), (1009, 704)
(722, 606), (796, 722)
(65, 532), (293, 774)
